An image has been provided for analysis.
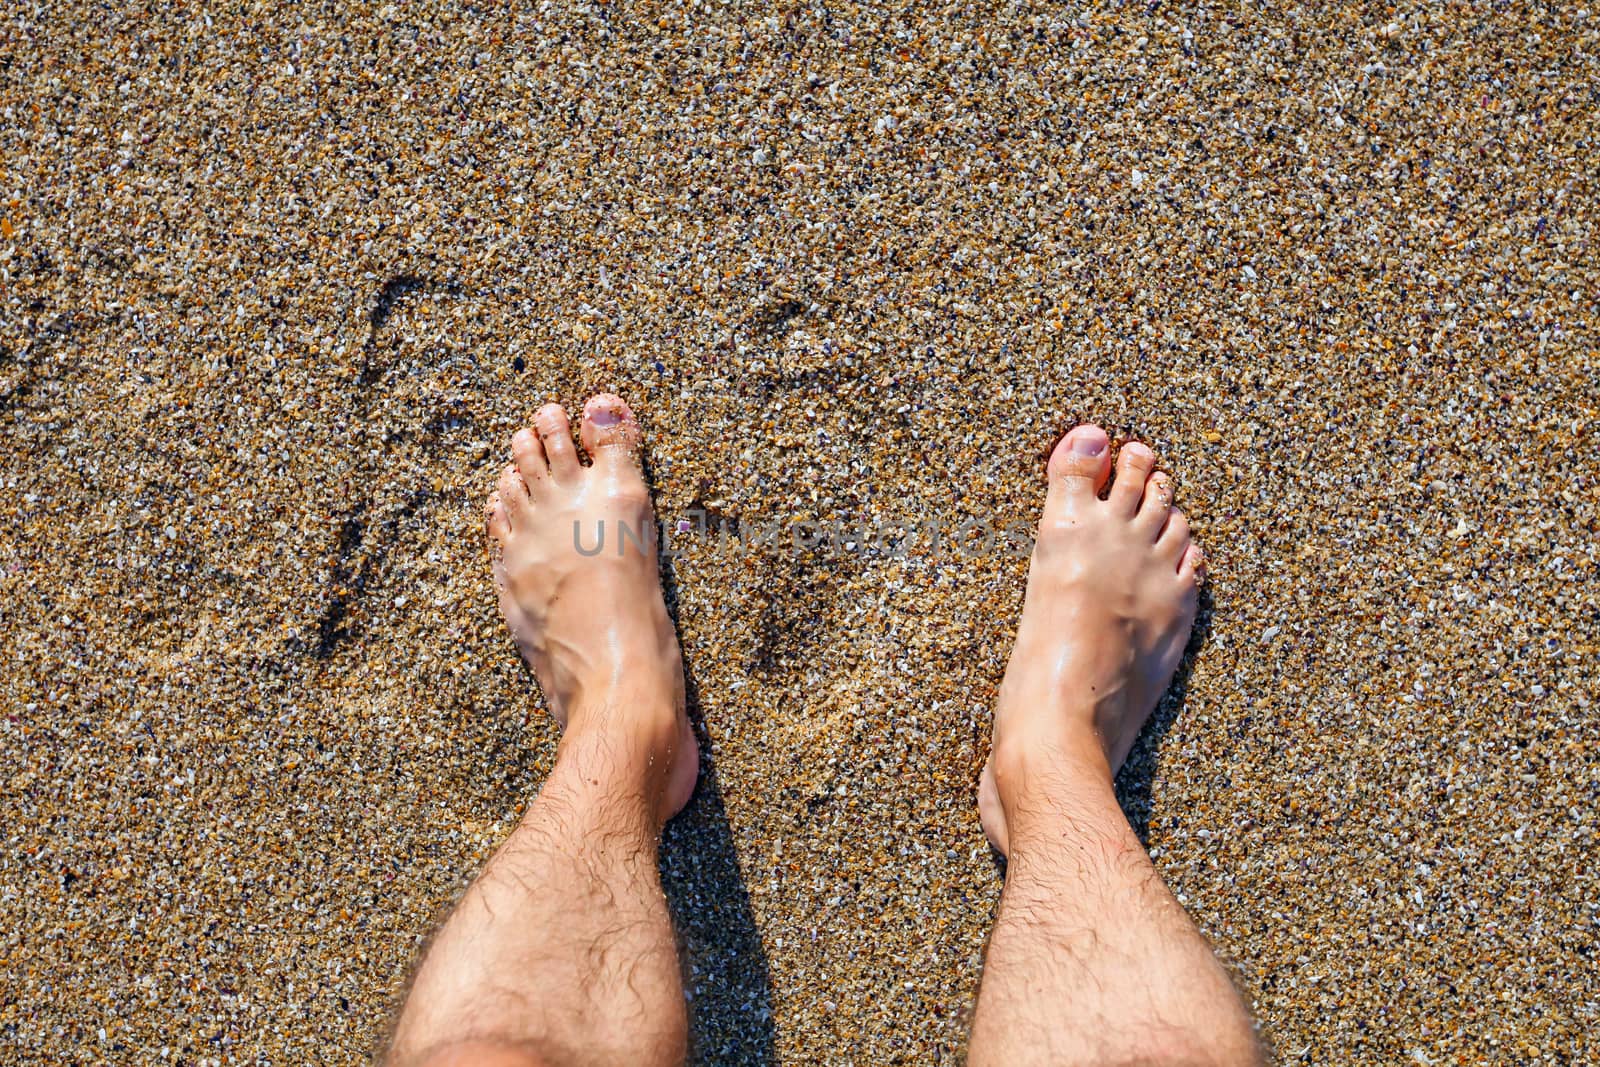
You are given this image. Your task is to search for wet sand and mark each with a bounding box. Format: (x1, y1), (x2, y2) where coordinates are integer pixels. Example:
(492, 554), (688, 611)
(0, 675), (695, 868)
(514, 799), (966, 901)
(4, 3), (1597, 1063)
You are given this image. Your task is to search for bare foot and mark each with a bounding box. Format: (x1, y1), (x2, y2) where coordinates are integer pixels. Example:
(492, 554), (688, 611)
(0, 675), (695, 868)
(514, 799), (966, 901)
(978, 425), (1204, 855)
(485, 394), (698, 822)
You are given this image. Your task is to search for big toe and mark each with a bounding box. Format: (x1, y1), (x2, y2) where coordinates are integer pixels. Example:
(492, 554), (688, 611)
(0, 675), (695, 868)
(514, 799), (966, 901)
(579, 393), (643, 468)
(1045, 424), (1112, 510)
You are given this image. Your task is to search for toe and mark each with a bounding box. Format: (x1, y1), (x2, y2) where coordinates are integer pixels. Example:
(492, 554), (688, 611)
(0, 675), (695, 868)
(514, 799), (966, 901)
(1158, 507), (1191, 561)
(579, 393), (643, 468)
(498, 463), (531, 519)
(511, 428), (549, 492)
(485, 490), (512, 541)
(1136, 470), (1173, 533)
(534, 403), (581, 481)
(1045, 424), (1112, 511)
(1179, 542), (1206, 583)
(1110, 441), (1158, 514)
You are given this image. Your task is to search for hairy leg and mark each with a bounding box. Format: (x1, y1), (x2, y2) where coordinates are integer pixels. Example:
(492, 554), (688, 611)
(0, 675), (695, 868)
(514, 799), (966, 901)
(388, 396), (697, 1067)
(973, 742), (1259, 1065)
(390, 726), (686, 1067)
(970, 425), (1261, 1066)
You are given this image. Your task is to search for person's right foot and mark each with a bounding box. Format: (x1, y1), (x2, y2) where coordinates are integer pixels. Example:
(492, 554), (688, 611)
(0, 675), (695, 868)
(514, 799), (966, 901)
(978, 425), (1204, 855)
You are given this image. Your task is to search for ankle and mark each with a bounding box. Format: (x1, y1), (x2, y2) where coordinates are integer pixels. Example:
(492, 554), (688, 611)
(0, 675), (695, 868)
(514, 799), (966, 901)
(990, 714), (1112, 790)
(988, 727), (1124, 846)
(563, 685), (682, 738)
(550, 703), (680, 799)
(546, 627), (683, 715)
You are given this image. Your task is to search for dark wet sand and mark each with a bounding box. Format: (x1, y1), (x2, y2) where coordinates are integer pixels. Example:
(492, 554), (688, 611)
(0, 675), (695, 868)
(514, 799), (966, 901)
(4, 4), (1597, 1063)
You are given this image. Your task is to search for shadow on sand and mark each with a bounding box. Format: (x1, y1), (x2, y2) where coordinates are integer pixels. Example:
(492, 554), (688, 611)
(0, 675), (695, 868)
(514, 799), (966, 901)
(1114, 585), (1216, 846)
(657, 557), (777, 1066)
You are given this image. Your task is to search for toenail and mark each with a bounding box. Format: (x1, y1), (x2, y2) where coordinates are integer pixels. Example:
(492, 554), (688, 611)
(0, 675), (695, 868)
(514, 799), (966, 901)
(1071, 433), (1106, 457)
(589, 407), (622, 427)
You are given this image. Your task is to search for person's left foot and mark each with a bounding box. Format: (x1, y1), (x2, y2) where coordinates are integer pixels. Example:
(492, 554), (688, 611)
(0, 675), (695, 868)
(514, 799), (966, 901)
(485, 394), (698, 821)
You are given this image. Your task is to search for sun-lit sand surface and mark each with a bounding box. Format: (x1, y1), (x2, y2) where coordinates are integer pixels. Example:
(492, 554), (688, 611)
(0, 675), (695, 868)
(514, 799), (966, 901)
(4, 3), (1597, 1062)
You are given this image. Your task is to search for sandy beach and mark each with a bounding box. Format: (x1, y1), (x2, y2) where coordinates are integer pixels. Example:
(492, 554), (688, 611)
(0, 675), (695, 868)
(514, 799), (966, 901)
(4, 2), (1597, 1062)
